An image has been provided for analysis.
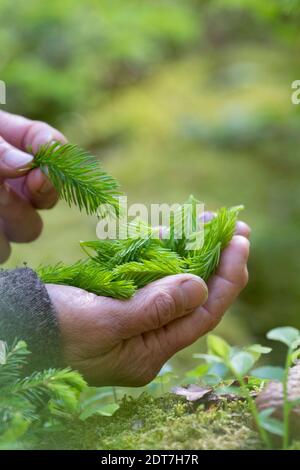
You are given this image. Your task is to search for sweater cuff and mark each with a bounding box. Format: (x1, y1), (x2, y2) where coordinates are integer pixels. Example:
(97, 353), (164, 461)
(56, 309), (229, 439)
(0, 267), (61, 371)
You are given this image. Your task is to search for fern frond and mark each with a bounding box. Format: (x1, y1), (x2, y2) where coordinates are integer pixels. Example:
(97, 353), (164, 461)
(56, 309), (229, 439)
(33, 142), (120, 216)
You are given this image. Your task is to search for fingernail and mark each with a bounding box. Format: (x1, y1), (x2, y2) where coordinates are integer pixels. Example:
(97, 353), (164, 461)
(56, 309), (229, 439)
(39, 178), (53, 194)
(180, 278), (208, 309)
(3, 149), (33, 169)
(200, 211), (216, 223)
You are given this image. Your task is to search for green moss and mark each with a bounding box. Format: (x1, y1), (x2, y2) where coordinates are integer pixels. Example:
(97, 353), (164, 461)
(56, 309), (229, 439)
(43, 393), (262, 450)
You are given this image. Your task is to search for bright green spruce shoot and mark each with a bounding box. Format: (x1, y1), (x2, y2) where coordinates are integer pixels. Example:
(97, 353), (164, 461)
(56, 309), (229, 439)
(34, 142), (243, 299)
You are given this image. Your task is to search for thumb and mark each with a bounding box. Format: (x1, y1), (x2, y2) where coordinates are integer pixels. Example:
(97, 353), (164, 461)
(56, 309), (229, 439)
(107, 273), (208, 338)
(0, 136), (33, 178)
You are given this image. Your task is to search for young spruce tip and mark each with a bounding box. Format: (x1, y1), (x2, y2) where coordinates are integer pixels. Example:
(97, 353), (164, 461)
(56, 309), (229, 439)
(33, 142), (243, 299)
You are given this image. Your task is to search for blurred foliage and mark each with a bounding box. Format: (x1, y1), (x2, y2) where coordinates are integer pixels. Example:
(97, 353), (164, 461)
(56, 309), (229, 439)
(1, 0), (300, 368)
(0, 0), (199, 121)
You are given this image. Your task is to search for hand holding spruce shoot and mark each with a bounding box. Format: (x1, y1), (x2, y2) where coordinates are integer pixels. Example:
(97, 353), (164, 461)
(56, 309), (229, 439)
(33, 140), (249, 387)
(0, 110), (250, 386)
(46, 224), (250, 386)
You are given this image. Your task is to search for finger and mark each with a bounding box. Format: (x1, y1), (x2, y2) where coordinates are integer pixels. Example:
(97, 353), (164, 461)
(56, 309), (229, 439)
(160, 235), (250, 356)
(201, 211), (216, 222)
(24, 168), (59, 209)
(0, 223), (11, 263)
(236, 221), (251, 239)
(0, 136), (33, 178)
(0, 183), (43, 242)
(98, 274), (208, 338)
(0, 110), (67, 153)
(7, 169), (58, 210)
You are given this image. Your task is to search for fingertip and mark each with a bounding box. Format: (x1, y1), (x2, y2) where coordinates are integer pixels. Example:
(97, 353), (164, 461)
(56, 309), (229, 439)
(154, 273), (208, 308)
(231, 234), (250, 256)
(179, 274), (209, 308)
(236, 221), (251, 239)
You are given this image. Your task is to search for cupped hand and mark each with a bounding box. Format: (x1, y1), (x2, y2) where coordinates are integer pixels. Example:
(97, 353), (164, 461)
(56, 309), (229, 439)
(0, 110), (67, 262)
(46, 223), (250, 387)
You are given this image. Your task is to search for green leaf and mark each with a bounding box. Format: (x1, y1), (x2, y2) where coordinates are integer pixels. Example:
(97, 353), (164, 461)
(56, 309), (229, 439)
(152, 372), (177, 385)
(267, 327), (300, 348)
(230, 351), (256, 376)
(185, 364), (210, 379)
(291, 348), (300, 363)
(207, 334), (231, 360)
(258, 409), (284, 437)
(251, 366), (284, 382)
(288, 398), (300, 408)
(245, 344), (272, 362)
(193, 353), (224, 364)
(80, 403), (119, 420)
(246, 344), (272, 355)
(215, 385), (241, 396)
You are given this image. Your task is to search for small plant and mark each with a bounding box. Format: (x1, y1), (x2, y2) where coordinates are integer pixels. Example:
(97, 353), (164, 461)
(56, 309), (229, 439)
(191, 326), (300, 449)
(0, 340), (86, 449)
(32, 142), (243, 298)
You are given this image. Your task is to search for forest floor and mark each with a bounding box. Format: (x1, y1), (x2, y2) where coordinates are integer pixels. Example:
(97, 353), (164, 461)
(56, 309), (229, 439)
(40, 394), (265, 450)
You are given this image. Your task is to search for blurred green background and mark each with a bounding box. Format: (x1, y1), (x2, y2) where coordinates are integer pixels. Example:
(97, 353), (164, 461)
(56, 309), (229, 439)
(1, 0), (300, 368)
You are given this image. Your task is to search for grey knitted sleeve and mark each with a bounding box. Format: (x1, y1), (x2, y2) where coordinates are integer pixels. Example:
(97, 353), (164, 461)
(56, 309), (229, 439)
(0, 267), (61, 371)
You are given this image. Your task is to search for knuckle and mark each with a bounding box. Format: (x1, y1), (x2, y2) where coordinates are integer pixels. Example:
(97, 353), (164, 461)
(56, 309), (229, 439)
(26, 120), (44, 138)
(151, 290), (177, 328)
(22, 120), (52, 150)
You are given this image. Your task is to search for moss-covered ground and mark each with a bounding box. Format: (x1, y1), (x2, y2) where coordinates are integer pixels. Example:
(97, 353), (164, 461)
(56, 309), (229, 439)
(42, 394), (263, 450)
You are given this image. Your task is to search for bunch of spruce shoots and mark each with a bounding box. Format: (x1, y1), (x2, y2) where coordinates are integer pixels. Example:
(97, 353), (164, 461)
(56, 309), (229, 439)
(33, 142), (243, 299)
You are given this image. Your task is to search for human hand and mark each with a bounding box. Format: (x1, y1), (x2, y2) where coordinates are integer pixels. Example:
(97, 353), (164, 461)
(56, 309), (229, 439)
(46, 222), (250, 386)
(0, 110), (66, 262)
